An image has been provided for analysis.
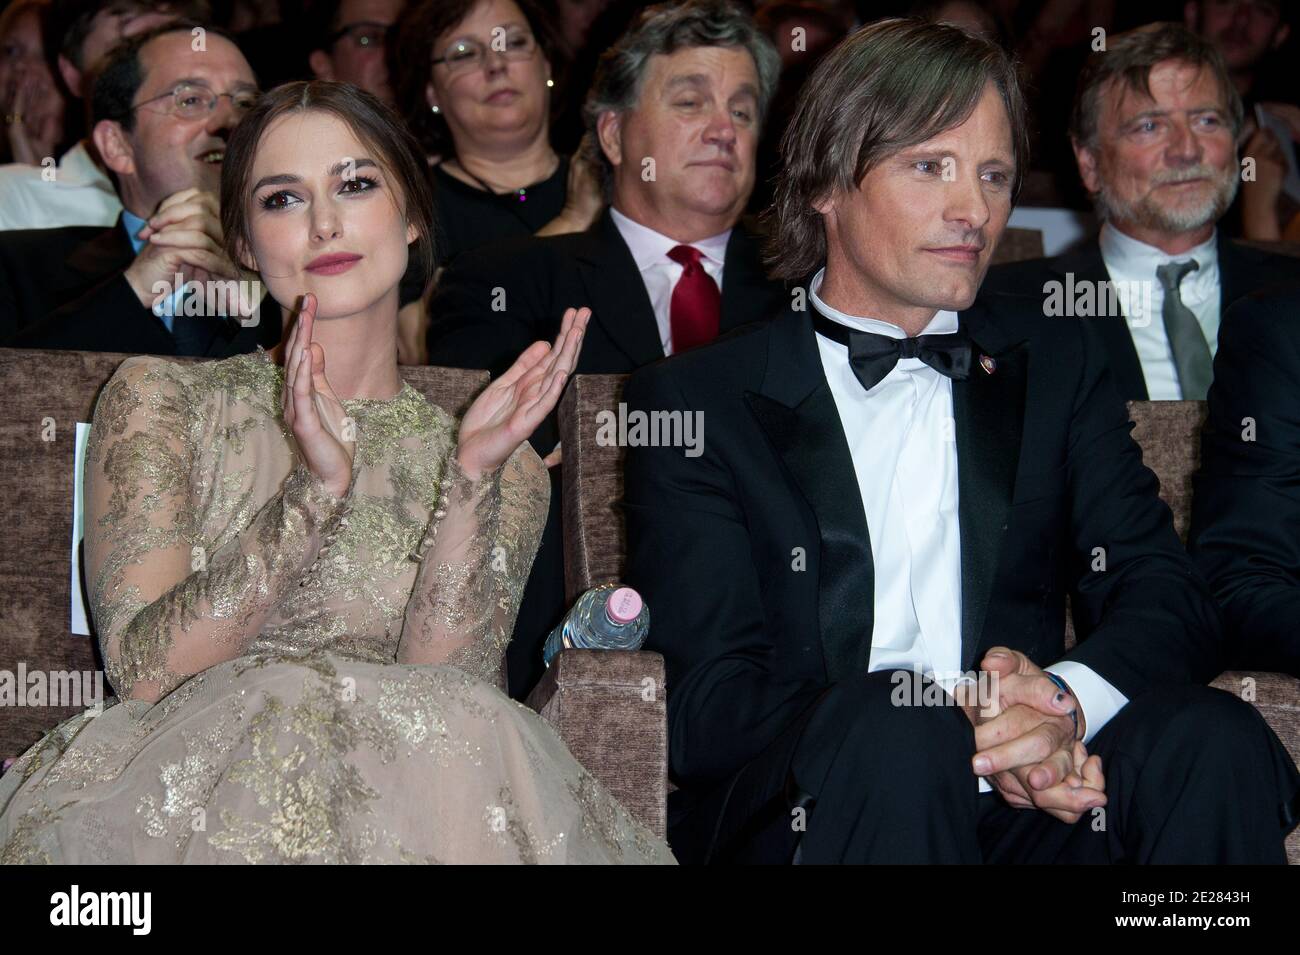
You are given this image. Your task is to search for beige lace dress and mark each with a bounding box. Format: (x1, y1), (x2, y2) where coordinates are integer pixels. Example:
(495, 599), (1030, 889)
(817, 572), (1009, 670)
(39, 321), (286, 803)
(0, 348), (676, 864)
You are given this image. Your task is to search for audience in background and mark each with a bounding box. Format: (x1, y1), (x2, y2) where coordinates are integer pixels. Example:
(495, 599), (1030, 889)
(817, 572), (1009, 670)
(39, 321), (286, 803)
(0, 0), (199, 230)
(749, 1), (846, 212)
(427, 0), (786, 700)
(307, 0), (405, 105)
(1185, 0), (1291, 105)
(553, 0), (611, 59)
(0, 0), (65, 166)
(910, 0), (1007, 44)
(984, 22), (1299, 401)
(0, 20), (274, 355)
(1186, 0), (1298, 242)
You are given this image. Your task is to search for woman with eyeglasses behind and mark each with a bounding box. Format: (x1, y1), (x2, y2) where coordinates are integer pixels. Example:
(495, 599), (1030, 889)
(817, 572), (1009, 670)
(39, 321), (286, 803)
(390, 0), (603, 363)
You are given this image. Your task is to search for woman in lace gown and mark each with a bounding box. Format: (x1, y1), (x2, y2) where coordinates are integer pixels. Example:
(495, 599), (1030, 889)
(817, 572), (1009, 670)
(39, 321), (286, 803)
(0, 81), (676, 864)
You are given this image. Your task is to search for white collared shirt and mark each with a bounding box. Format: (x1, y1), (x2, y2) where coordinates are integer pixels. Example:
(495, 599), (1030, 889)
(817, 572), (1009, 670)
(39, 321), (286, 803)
(609, 205), (730, 356)
(809, 268), (1127, 793)
(0, 140), (122, 232)
(1099, 222), (1220, 400)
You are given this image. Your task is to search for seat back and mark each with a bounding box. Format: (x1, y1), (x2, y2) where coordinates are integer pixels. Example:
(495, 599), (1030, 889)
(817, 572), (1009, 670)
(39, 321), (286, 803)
(0, 347), (489, 757)
(991, 227), (1044, 265)
(558, 375), (632, 603)
(1125, 400), (1207, 544)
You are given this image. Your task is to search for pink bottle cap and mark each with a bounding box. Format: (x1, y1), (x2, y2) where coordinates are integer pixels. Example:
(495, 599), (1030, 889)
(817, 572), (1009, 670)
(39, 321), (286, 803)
(606, 587), (643, 624)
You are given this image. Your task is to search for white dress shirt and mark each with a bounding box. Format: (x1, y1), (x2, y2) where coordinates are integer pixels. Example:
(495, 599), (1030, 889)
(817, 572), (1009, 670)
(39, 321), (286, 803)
(1099, 222), (1220, 400)
(609, 205), (729, 356)
(0, 140), (122, 232)
(809, 268), (1127, 794)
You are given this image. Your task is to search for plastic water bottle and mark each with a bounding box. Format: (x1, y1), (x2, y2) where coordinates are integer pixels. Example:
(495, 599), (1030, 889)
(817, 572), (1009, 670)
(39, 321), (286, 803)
(542, 583), (650, 666)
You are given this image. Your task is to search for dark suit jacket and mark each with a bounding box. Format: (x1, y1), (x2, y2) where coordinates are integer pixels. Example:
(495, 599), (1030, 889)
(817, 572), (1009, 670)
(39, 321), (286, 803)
(1189, 281), (1300, 676)
(622, 292), (1223, 799)
(427, 207), (787, 451)
(427, 207), (786, 699)
(981, 232), (1300, 400)
(0, 215), (280, 356)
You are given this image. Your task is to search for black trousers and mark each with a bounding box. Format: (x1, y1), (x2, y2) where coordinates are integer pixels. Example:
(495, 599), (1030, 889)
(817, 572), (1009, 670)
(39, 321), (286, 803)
(667, 670), (1300, 864)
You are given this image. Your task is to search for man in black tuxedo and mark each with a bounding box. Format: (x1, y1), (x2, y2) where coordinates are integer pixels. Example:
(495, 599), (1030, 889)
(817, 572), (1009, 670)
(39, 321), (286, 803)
(427, 0), (786, 698)
(0, 22), (278, 357)
(983, 23), (1300, 401)
(624, 18), (1300, 863)
(1190, 282), (1300, 677)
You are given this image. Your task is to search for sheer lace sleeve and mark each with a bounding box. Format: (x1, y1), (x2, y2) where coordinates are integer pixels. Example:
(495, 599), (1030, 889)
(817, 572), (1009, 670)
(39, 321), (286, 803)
(396, 440), (549, 682)
(84, 357), (352, 706)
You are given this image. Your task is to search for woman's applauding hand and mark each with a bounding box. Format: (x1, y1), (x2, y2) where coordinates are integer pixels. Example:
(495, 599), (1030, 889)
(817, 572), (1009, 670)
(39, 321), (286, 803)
(282, 292), (356, 498)
(456, 306), (591, 480)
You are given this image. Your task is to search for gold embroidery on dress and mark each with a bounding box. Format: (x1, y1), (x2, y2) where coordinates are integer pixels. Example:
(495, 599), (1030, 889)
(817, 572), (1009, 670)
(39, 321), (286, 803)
(0, 348), (676, 864)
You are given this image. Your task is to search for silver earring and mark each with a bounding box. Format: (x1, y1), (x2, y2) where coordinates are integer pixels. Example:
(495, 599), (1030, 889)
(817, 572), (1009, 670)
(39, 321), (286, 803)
(545, 78), (553, 88)
(431, 104), (440, 114)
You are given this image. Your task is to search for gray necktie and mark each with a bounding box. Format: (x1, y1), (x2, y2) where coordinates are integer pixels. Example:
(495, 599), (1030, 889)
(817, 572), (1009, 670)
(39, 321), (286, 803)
(1155, 258), (1212, 400)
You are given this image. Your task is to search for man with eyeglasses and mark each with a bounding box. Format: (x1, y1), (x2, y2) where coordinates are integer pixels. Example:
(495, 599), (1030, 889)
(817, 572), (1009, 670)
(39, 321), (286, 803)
(0, 0), (203, 231)
(0, 20), (278, 356)
(308, 0), (404, 105)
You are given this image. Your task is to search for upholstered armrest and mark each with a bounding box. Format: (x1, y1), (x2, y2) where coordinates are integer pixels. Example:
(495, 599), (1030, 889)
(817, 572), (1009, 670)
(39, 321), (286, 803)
(526, 649), (667, 838)
(1210, 670), (1300, 864)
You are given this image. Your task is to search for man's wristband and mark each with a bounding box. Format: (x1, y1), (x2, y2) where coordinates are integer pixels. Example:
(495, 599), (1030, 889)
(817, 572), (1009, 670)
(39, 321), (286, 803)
(1044, 671), (1081, 741)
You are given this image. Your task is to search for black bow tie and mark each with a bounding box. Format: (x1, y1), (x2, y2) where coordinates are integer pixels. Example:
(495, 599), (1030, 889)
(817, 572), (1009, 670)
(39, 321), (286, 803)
(811, 310), (973, 392)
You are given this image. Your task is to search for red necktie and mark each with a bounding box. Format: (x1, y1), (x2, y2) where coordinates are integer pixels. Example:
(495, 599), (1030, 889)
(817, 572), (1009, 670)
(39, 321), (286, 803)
(667, 244), (721, 354)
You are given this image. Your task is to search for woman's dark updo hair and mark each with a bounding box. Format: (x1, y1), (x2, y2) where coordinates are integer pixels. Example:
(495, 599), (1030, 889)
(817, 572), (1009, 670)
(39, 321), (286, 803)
(221, 80), (437, 287)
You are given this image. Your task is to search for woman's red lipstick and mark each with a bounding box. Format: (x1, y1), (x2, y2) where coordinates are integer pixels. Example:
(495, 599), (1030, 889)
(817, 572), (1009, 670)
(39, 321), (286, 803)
(305, 252), (363, 275)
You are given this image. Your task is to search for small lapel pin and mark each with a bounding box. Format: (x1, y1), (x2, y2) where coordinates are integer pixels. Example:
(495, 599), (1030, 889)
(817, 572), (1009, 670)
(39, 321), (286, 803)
(979, 354), (997, 375)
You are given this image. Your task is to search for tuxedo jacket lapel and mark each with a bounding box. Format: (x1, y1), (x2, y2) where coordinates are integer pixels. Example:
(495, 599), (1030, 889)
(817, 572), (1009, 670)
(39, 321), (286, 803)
(1052, 242), (1148, 400)
(952, 303), (1028, 670)
(745, 305), (875, 681)
(575, 210), (664, 367)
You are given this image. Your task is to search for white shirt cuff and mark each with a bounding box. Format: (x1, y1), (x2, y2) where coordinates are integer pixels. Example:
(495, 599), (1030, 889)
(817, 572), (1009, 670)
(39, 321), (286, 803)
(1046, 662), (1129, 746)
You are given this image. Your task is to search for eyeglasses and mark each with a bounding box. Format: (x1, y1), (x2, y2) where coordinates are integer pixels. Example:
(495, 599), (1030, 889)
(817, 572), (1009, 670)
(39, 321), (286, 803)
(431, 28), (537, 75)
(330, 21), (392, 49)
(122, 82), (260, 120)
